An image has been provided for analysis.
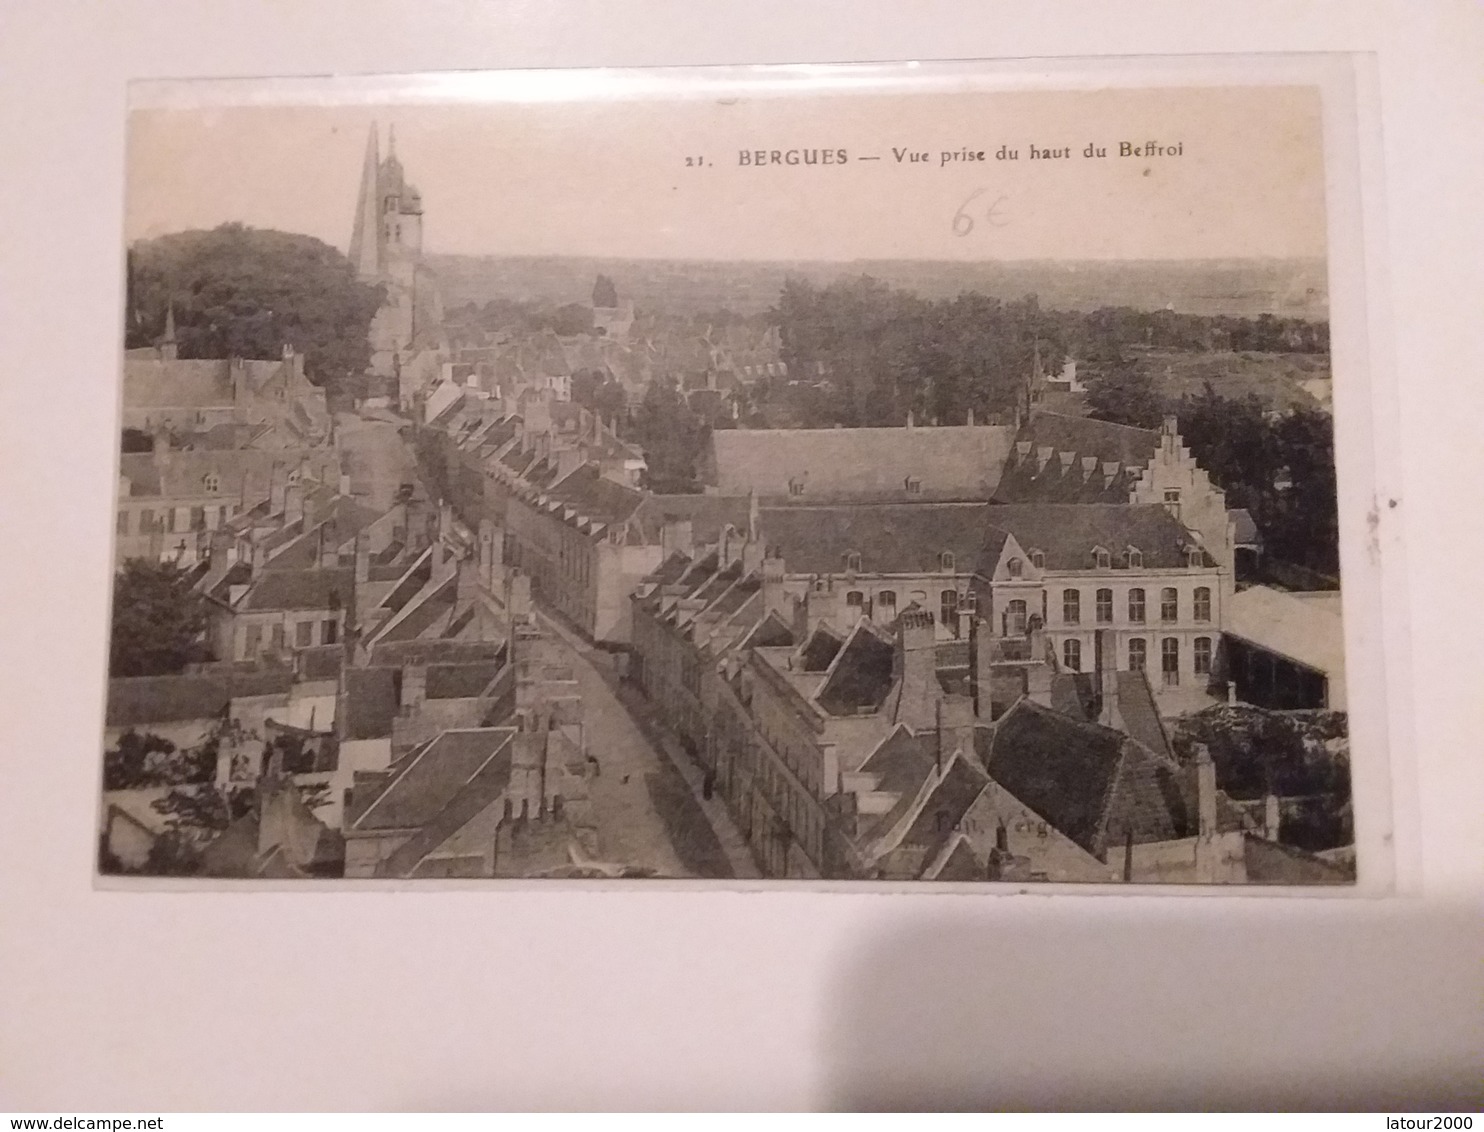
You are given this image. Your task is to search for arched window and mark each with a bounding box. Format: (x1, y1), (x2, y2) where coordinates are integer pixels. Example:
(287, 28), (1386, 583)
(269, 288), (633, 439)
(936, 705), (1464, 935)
(1126, 547), (1143, 569)
(845, 590), (864, 609)
(876, 590), (897, 614)
(1063, 639), (1082, 671)
(1194, 637), (1213, 675)
(1005, 599), (1028, 636)
(1062, 588), (1080, 625)
(1029, 549), (1045, 569)
(1161, 587), (1179, 622)
(1128, 588), (1146, 623)
(1193, 586), (1212, 621)
(845, 552), (862, 573)
(940, 589), (959, 630)
(1094, 547), (1111, 570)
(1006, 557), (1023, 578)
(1096, 588), (1114, 623)
(939, 550), (955, 572)
(1128, 638), (1147, 672)
(1161, 638), (1180, 686)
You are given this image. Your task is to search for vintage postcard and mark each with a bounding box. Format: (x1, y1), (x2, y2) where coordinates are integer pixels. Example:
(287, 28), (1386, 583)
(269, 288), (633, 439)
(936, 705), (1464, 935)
(101, 60), (1380, 886)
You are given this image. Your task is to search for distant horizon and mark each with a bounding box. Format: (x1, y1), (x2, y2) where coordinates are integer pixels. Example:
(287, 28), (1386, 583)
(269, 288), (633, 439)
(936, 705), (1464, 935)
(129, 225), (1326, 269)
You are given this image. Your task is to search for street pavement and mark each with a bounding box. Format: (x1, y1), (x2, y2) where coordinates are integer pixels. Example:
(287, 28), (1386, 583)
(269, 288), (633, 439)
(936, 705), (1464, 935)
(537, 610), (760, 881)
(335, 411), (417, 512)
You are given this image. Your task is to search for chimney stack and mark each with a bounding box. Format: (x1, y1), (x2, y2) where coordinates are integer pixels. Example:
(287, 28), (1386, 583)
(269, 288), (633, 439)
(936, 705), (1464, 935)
(284, 483), (305, 527)
(354, 532), (370, 585)
(339, 473), (352, 496)
(936, 695), (976, 769)
(660, 518), (694, 561)
(971, 616), (993, 720)
(400, 663), (427, 712)
(1263, 792), (1281, 841)
(269, 464), (288, 516)
(319, 519), (339, 568)
(1193, 743), (1217, 836)
(506, 569), (532, 625)
(892, 608), (939, 733)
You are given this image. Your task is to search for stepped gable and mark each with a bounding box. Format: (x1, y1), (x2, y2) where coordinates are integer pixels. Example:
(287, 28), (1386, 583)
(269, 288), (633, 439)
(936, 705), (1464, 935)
(994, 412), (1161, 504)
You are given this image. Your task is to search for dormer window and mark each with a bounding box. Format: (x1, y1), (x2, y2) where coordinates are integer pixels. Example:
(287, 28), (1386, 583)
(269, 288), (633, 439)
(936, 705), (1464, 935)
(939, 551), (955, 572)
(904, 476), (922, 495)
(202, 473), (220, 494)
(788, 478), (805, 497)
(1126, 546), (1143, 570)
(1006, 557), (1023, 578)
(1029, 549), (1045, 570)
(1186, 545), (1204, 568)
(287, 469), (301, 485)
(1093, 546), (1111, 570)
(845, 552), (862, 573)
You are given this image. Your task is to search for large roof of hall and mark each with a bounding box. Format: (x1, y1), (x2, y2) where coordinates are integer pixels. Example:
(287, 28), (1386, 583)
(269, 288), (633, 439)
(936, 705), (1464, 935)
(755, 502), (992, 575)
(701, 424), (1014, 502)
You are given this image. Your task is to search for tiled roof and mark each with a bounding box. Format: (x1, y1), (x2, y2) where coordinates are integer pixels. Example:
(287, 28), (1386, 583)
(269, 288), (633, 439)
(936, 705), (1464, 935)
(899, 754), (991, 853)
(375, 574), (457, 642)
(741, 610), (795, 649)
(702, 424), (1013, 502)
(542, 465), (645, 529)
(626, 493), (753, 545)
(798, 623), (845, 672)
(426, 661), (504, 700)
(856, 726), (939, 840)
(238, 568), (355, 613)
(816, 622), (897, 717)
(1231, 507), (1261, 547)
(106, 668), (293, 727)
(981, 698), (1196, 857)
(369, 639), (506, 668)
(348, 728), (515, 832)
(1227, 585), (1345, 678)
(982, 504), (1203, 571)
(297, 645), (344, 682)
(378, 548), (433, 615)
(124, 358), (234, 409)
(374, 738), (517, 878)
(118, 448), (339, 502)
(993, 412), (1160, 504)
(756, 502), (991, 576)
(978, 699), (1128, 856)
(343, 667), (399, 741)
(1242, 834), (1354, 885)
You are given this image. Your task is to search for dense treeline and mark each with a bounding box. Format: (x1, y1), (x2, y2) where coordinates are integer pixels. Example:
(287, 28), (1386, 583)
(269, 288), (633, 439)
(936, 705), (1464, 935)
(771, 276), (1329, 430)
(775, 276), (1049, 427)
(126, 224), (384, 392)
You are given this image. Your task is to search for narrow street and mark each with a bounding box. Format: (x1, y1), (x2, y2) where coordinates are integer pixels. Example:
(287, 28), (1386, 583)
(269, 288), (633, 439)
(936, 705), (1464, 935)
(335, 411), (417, 512)
(535, 609), (760, 881)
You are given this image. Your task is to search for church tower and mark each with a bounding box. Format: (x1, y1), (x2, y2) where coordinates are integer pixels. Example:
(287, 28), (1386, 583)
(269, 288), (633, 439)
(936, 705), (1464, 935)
(348, 123), (443, 383)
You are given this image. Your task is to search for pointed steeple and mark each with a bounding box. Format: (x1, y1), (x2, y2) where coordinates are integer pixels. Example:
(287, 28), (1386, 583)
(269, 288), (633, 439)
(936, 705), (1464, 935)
(160, 300), (178, 361)
(348, 123), (382, 279)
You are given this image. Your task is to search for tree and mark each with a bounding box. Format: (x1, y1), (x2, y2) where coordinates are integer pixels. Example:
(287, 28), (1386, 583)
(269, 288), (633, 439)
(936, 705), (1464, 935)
(126, 223), (385, 393)
(120, 427), (154, 454)
(109, 560), (210, 677)
(592, 273), (619, 309)
(1084, 360), (1164, 429)
(103, 729), (178, 790)
(633, 377), (706, 493)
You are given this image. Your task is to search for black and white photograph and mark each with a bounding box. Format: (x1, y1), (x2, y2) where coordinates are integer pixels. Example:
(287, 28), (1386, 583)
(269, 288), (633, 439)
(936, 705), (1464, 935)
(102, 74), (1357, 885)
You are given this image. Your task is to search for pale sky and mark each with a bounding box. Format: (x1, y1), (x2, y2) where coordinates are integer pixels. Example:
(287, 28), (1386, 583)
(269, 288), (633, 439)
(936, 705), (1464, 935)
(126, 85), (1327, 262)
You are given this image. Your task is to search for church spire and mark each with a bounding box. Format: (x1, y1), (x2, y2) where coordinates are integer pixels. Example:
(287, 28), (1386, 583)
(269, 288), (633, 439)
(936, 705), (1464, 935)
(160, 300), (178, 361)
(348, 122), (382, 279)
